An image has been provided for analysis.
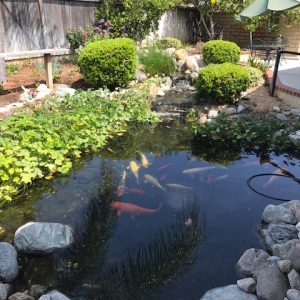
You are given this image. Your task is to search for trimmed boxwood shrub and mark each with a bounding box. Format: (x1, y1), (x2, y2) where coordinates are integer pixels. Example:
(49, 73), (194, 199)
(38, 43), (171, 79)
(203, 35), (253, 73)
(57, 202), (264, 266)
(78, 38), (136, 88)
(203, 40), (240, 64)
(196, 63), (251, 103)
(156, 37), (183, 49)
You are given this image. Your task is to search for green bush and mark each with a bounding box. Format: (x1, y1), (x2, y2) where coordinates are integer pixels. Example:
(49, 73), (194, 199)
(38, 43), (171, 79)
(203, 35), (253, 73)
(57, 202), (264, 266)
(6, 64), (21, 76)
(79, 38), (136, 88)
(203, 40), (240, 64)
(138, 48), (175, 76)
(196, 63), (250, 103)
(247, 57), (268, 73)
(246, 66), (263, 87)
(156, 37), (183, 49)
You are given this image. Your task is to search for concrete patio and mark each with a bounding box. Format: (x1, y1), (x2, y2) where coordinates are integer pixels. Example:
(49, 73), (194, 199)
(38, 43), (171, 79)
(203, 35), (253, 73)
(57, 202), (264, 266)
(268, 58), (300, 108)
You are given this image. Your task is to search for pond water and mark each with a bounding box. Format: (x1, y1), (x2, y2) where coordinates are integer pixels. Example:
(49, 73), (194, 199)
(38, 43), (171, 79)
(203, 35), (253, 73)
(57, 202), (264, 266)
(2, 119), (300, 299)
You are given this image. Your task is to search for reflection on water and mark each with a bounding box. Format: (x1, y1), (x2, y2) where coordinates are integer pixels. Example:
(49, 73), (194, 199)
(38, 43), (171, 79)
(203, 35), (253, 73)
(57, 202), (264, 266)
(1, 120), (300, 299)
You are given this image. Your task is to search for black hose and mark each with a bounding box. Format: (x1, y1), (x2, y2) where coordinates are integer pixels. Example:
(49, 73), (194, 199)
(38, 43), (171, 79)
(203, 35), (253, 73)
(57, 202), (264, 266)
(247, 173), (300, 202)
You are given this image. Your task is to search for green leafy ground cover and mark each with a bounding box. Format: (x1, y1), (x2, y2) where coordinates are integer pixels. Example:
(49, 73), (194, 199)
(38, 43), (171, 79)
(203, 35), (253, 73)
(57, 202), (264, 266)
(0, 81), (157, 205)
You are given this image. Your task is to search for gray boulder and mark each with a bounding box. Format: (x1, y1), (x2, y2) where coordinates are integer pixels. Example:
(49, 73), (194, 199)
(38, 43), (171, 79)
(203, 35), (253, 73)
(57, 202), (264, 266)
(258, 223), (298, 251)
(0, 283), (11, 300)
(0, 242), (18, 282)
(185, 56), (199, 73)
(14, 222), (74, 254)
(236, 248), (289, 300)
(38, 290), (70, 300)
(277, 260), (293, 273)
(55, 85), (75, 97)
(272, 239), (300, 270)
(262, 204), (297, 224)
(281, 200), (300, 222)
(237, 278), (256, 294)
(287, 289), (300, 300)
(8, 292), (34, 300)
(224, 107), (236, 116)
(200, 285), (258, 300)
(288, 269), (300, 290)
(276, 113), (288, 121)
(135, 70), (147, 82)
(290, 109), (300, 117)
(176, 60), (186, 72)
(30, 284), (47, 299)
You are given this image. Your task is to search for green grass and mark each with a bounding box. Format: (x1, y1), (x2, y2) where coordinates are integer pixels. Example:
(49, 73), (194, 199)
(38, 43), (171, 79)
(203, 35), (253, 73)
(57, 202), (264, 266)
(6, 63), (22, 76)
(138, 48), (175, 76)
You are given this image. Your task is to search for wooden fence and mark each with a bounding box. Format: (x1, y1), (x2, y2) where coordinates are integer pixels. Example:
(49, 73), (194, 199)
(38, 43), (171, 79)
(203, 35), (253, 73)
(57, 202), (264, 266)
(0, 0), (101, 53)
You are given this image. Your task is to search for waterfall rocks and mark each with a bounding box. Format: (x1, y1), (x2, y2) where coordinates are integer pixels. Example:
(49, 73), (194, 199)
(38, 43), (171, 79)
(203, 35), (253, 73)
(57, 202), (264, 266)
(174, 49), (188, 61)
(0, 283), (11, 300)
(0, 242), (18, 282)
(14, 222), (74, 254)
(262, 204), (297, 224)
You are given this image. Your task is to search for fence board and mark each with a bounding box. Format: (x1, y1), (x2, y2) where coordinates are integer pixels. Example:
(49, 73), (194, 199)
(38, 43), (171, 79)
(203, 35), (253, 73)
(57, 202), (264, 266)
(0, 0), (101, 53)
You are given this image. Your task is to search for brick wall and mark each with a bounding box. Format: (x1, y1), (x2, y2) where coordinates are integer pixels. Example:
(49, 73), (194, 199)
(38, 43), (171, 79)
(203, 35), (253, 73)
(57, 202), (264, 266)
(216, 13), (300, 53)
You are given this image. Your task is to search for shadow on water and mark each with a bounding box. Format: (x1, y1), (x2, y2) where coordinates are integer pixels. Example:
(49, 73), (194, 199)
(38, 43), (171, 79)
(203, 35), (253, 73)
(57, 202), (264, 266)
(2, 119), (300, 299)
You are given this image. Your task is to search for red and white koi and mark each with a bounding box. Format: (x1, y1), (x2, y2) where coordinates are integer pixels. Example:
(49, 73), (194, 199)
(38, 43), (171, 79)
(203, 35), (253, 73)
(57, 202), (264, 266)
(116, 170), (126, 197)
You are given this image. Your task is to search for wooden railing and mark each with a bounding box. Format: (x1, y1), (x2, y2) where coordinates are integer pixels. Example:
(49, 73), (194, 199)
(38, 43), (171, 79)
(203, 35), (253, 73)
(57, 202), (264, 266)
(270, 50), (300, 96)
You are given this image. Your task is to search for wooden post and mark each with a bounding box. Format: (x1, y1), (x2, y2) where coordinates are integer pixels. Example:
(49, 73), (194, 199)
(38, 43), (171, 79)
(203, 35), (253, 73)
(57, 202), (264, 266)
(44, 53), (53, 89)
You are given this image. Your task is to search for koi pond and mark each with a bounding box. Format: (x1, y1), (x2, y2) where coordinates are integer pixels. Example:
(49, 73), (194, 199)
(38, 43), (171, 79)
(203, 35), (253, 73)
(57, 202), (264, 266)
(2, 119), (300, 299)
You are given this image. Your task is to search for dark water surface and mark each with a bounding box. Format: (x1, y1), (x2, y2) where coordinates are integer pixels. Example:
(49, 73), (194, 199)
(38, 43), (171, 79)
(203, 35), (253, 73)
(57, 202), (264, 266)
(2, 120), (300, 299)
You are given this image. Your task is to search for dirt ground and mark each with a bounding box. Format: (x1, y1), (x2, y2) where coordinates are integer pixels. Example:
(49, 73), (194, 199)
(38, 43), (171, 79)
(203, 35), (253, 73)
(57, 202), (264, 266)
(0, 62), (83, 106)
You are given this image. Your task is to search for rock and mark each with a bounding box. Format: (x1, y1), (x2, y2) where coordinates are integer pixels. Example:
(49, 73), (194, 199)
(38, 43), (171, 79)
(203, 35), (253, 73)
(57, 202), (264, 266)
(189, 91), (200, 103)
(185, 56), (199, 73)
(174, 49), (188, 61)
(190, 72), (198, 80)
(273, 106), (281, 112)
(156, 89), (165, 97)
(55, 85), (75, 97)
(34, 89), (52, 100)
(0, 283), (11, 300)
(288, 269), (300, 290)
(289, 131), (300, 145)
(36, 84), (48, 92)
(185, 70), (191, 74)
(287, 289), (300, 300)
(164, 47), (176, 57)
(14, 222), (74, 254)
(281, 201), (300, 222)
(277, 260), (293, 273)
(30, 285), (47, 299)
(176, 60), (186, 72)
(237, 104), (246, 114)
(200, 284), (258, 300)
(208, 109), (218, 119)
(296, 222), (300, 232)
(262, 204), (297, 224)
(272, 240), (300, 270)
(135, 70), (147, 82)
(0, 242), (18, 282)
(276, 113), (288, 121)
(38, 290), (70, 300)
(237, 278), (256, 294)
(198, 114), (207, 124)
(241, 94), (251, 100)
(19, 87), (32, 102)
(160, 77), (172, 92)
(149, 83), (158, 98)
(259, 224), (298, 250)
(283, 110), (291, 116)
(236, 248), (289, 300)
(224, 107), (236, 115)
(8, 292), (34, 300)
(290, 109), (300, 117)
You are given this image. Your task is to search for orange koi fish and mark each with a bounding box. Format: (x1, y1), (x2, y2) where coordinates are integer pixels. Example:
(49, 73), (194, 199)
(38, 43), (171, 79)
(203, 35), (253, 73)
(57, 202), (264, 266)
(127, 188), (146, 196)
(111, 201), (162, 215)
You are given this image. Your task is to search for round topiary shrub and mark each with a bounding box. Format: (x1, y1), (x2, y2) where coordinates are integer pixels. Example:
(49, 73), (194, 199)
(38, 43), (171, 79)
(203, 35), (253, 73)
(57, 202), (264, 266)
(156, 37), (183, 50)
(78, 38), (136, 88)
(203, 40), (240, 64)
(195, 63), (251, 103)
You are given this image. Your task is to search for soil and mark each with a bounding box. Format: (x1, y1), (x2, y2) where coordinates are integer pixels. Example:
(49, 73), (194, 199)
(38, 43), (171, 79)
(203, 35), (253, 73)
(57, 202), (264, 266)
(0, 62), (83, 106)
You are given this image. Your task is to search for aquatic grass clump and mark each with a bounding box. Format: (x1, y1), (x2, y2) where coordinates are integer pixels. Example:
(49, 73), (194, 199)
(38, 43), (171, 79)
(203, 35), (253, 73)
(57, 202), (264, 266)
(0, 80), (158, 204)
(193, 114), (300, 156)
(77, 204), (203, 299)
(138, 47), (176, 76)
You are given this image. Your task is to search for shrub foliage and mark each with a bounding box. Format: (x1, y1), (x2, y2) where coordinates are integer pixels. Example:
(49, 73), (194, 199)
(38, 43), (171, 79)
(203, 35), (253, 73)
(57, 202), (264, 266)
(203, 40), (240, 64)
(79, 38), (136, 88)
(196, 63), (250, 103)
(156, 37), (183, 49)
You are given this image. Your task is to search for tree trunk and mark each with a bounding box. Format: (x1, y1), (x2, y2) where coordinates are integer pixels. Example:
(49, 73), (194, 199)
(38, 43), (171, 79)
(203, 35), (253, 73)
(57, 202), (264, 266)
(208, 13), (215, 39)
(200, 12), (212, 40)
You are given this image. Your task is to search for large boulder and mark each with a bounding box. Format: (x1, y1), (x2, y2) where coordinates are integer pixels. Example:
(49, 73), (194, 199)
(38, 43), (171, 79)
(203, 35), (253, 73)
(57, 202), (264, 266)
(14, 222), (74, 254)
(281, 200), (300, 222)
(262, 204), (297, 224)
(185, 56), (199, 73)
(200, 285), (258, 300)
(174, 49), (188, 61)
(236, 248), (289, 300)
(0, 242), (18, 282)
(287, 289), (300, 300)
(272, 239), (300, 270)
(38, 290), (70, 300)
(0, 283), (11, 300)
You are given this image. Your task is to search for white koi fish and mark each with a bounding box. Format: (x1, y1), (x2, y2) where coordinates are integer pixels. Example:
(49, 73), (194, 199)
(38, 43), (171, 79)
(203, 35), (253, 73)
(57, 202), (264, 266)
(144, 174), (166, 192)
(182, 166), (215, 174)
(165, 183), (192, 190)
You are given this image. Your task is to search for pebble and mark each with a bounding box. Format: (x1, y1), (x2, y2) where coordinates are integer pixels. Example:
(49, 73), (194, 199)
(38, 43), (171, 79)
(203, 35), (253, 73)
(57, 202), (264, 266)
(273, 106), (281, 112)
(276, 113), (288, 121)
